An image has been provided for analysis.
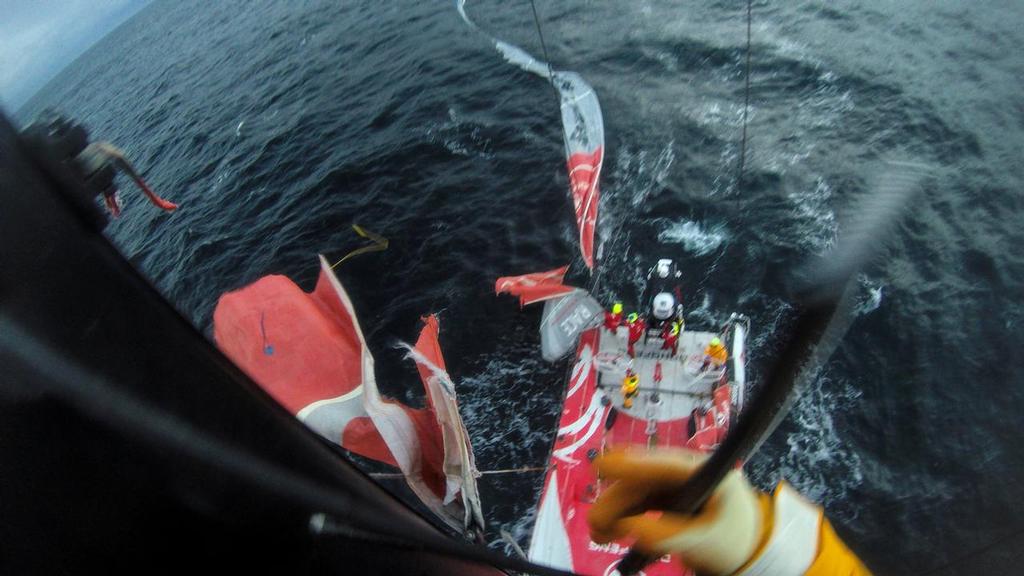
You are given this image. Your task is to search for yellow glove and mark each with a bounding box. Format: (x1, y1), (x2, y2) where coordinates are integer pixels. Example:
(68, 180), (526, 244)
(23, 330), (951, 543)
(588, 449), (766, 576)
(588, 449), (872, 576)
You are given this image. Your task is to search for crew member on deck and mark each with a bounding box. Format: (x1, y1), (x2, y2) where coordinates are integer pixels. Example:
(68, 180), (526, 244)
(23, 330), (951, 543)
(622, 371), (640, 409)
(702, 336), (728, 371)
(627, 313), (646, 357)
(605, 301), (624, 332)
(589, 449), (872, 576)
(662, 321), (681, 356)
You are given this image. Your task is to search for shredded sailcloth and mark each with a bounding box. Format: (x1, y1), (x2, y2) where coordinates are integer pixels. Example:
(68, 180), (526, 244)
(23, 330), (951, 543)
(212, 255), (483, 535)
(458, 0), (604, 269)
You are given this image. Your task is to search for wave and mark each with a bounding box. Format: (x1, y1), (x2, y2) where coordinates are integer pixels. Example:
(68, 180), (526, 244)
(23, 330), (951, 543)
(854, 274), (884, 316)
(788, 176), (837, 252)
(657, 218), (728, 256)
(747, 370), (865, 523)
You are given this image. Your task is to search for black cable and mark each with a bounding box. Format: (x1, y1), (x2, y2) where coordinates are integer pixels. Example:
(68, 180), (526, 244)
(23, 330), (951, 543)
(614, 160), (926, 575)
(738, 0), (753, 182)
(0, 318), (575, 576)
(529, 0), (557, 86)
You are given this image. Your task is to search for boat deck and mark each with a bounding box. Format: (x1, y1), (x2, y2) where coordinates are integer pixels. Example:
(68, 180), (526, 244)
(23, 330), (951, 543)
(527, 322), (742, 575)
(597, 325), (726, 424)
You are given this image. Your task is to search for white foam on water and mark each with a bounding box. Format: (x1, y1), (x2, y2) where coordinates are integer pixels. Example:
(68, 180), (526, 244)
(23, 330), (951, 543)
(639, 45), (679, 74)
(424, 107), (495, 159)
(596, 141), (676, 284)
(610, 141), (676, 208)
(748, 370), (866, 523)
(854, 274), (885, 316)
(789, 176), (837, 252)
(686, 292), (722, 326)
(487, 503), (541, 555)
(694, 100), (751, 131)
(657, 218), (728, 256)
(456, 347), (560, 466)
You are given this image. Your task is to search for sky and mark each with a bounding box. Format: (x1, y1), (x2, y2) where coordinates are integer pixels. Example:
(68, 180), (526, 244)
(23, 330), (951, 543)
(0, 0), (151, 112)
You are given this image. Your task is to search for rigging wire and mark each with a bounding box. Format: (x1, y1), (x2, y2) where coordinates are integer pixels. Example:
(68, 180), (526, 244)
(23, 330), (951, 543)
(528, 0), (600, 278)
(528, 0), (556, 87)
(737, 0), (753, 183)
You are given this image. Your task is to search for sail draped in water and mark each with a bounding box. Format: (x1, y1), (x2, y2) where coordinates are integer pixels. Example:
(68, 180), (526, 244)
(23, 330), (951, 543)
(458, 1), (604, 269)
(212, 255), (482, 533)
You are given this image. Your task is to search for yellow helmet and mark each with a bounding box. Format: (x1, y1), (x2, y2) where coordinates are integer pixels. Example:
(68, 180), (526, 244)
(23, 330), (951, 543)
(612, 302), (623, 315)
(627, 313), (639, 323)
(710, 337), (722, 347)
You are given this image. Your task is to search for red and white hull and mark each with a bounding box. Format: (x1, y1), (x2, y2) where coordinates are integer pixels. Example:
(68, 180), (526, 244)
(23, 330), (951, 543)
(528, 318), (748, 575)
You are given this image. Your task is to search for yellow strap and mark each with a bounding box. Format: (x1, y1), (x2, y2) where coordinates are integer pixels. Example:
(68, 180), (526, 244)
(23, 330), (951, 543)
(330, 224), (389, 269)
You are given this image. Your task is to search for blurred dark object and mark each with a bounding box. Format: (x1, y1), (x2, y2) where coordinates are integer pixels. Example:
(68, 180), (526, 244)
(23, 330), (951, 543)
(21, 111), (178, 221)
(0, 112), (519, 575)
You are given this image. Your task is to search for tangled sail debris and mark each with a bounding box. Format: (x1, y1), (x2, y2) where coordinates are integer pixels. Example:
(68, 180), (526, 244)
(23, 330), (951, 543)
(458, 0), (604, 269)
(213, 255), (483, 534)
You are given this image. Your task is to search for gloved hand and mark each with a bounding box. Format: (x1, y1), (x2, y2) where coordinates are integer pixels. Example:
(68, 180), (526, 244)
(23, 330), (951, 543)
(588, 449), (766, 576)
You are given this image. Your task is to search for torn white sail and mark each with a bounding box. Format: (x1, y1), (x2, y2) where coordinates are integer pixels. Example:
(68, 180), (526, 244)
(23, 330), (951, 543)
(213, 257), (483, 534)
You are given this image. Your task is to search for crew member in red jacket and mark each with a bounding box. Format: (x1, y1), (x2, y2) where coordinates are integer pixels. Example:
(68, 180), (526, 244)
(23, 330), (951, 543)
(627, 313), (646, 357)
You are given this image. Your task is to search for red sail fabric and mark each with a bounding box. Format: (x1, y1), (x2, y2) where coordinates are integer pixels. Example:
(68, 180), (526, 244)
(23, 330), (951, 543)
(405, 315), (485, 532)
(212, 255), (480, 532)
(212, 258), (396, 465)
(495, 265), (574, 306)
(568, 148), (603, 269)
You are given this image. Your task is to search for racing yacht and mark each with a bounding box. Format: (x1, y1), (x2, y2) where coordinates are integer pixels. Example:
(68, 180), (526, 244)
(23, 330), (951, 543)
(499, 259), (749, 575)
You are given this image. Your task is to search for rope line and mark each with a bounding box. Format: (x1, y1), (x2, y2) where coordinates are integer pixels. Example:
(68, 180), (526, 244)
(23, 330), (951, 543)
(369, 466), (546, 479)
(330, 224), (388, 269)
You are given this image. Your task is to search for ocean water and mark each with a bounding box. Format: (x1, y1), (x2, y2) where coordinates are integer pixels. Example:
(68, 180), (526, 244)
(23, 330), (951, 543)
(16, 1), (1024, 573)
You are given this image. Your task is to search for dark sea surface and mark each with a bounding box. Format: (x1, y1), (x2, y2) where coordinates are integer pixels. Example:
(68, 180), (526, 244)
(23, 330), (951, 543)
(16, 1), (1024, 574)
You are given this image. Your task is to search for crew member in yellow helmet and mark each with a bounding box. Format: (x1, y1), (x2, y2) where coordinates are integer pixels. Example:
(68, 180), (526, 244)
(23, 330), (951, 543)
(605, 301), (624, 332)
(621, 371), (640, 409)
(702, 336), (728, 371)
(662, 320), (681, 356)
(627, 313), (646, 358)
(588, 449), (871, 576)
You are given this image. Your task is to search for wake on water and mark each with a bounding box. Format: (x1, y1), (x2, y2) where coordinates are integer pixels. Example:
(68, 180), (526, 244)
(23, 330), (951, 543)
(656, 218), (728, 256)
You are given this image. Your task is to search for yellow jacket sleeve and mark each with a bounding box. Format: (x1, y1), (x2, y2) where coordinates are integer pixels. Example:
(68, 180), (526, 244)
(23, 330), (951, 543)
(804, 519), (871, 576)
(731, 482), (871, 576)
